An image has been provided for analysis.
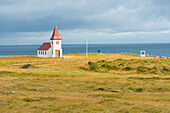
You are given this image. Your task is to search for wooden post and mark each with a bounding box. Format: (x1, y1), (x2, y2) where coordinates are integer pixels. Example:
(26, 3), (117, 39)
(86, 39), (88, 59)
(29, 57), (31, 63)
(3, 60), (5, 65)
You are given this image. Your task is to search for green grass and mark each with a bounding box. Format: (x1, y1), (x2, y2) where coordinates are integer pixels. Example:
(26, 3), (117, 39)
(86, 58), (170, 75)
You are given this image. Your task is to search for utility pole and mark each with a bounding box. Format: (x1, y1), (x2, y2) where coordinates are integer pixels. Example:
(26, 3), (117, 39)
(86, 39), (88, 59)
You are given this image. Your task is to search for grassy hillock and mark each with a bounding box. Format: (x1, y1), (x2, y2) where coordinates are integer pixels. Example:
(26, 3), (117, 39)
(86, 58), (170, 75)
(0, 53), (169, 112)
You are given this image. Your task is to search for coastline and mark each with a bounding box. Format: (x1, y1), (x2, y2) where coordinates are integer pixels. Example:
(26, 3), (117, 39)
(0, 53), (169, 59)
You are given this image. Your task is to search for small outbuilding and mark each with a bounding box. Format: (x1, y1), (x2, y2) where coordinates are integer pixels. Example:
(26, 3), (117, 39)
(140, 51), (146, 57)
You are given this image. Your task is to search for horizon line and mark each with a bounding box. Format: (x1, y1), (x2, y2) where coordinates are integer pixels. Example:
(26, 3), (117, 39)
(0, 42), (170, 46)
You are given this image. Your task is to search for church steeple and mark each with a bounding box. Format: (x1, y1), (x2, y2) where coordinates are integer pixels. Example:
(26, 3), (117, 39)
(50, 25), (62, 40)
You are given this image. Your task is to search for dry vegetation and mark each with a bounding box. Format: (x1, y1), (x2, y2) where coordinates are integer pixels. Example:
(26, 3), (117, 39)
(0, 53), (169, 113)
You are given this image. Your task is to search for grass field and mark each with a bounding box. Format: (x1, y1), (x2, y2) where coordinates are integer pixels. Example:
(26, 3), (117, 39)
(0, 53), (169, 113)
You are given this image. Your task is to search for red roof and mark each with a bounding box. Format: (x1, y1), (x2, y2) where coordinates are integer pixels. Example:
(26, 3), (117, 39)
(37, 42), (51, 50)
(50, 25), (62, 40)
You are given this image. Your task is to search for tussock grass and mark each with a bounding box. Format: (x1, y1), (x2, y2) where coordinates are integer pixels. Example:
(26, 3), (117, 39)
(0, 53), (169, 112)
(86, 58), (170, 75)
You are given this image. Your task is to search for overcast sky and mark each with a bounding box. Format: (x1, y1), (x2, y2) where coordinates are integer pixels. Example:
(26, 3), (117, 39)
(0, 0), (170, 45)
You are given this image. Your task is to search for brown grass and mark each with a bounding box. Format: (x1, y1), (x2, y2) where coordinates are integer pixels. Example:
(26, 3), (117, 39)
(0, 53), (169, 112)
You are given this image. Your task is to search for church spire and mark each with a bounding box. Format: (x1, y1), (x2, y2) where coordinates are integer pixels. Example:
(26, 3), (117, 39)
(50, 25), (62, 40)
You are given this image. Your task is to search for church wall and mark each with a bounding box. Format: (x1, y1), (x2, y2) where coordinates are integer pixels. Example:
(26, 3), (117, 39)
(37, 50), (50, 57)
(47, 47), (52, 57)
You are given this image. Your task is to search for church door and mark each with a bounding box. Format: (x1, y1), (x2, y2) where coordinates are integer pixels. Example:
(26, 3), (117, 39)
(55, 50), (60, 57)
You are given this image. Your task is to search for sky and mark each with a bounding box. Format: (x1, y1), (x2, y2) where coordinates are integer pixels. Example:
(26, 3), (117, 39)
(0, 0), (170, 45)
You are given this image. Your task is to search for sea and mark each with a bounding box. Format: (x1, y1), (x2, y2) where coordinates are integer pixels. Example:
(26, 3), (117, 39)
(0, 43), (169, 57)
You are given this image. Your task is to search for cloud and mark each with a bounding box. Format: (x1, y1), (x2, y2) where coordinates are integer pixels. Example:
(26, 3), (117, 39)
(0, 29), (170, 45)
(0, 0), (170, 44)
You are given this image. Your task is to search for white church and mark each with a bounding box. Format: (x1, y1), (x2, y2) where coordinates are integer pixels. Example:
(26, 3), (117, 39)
(37, 25), (63, 58)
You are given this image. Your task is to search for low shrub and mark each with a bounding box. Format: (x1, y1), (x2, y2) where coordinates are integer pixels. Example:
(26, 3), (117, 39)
(128, 87), (143, 92)
(135, 88), (143, 92)
(150, 71), (157, 74)
(118, 63), (124, 66)
(115, 58), (126, 61)
(23, 98), (40, 102)
(152, 66), (157, 70)
(97, 87), (105, 91)
(162, 67), (170, 72)
(88, 61), (93, 66)
(102, 63), (111, 68)
(144, 60), (148, 63)
(123, 67), (132, 71)
(89, 65), (97, 71)
(111, 65), (119, 70)
(149, 60), (154, 63)
(101, 60), (106, 62)
(137, 66), (151, 73)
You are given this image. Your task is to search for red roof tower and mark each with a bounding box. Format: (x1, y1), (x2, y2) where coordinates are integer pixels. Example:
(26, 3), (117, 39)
(50, 25), (62, 40)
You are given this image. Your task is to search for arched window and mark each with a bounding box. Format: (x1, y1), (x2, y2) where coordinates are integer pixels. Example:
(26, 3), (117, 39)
(39, 51), (40, 54)
(45, 51), (46, 55)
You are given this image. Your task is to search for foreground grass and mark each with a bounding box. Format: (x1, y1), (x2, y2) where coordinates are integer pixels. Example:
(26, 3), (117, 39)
(0, 53), (169, 113)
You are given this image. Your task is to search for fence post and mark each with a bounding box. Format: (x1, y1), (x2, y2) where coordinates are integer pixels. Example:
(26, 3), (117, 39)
(3, 60), (5, 65)
(29, 57), (31, 63)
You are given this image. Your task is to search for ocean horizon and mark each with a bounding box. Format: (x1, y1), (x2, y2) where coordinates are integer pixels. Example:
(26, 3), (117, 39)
(0, 43), (170, 57)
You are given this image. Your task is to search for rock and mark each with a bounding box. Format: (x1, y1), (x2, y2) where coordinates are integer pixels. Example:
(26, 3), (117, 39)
(20, 64), (37, 69)
(110, 90), (120, 93)
(1, 91), (15, 94)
